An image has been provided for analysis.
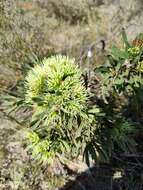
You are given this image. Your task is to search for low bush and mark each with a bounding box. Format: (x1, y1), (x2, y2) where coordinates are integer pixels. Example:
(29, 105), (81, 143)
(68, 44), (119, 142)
(24, 55), (99, 164)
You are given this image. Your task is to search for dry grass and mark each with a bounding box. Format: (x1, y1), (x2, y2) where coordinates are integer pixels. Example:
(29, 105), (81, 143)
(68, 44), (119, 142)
(0, 0), (142, 88)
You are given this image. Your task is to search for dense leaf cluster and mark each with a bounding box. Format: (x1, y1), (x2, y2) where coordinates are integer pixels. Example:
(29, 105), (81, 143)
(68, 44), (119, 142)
(95, 31), (143, 103)
(90, 31), (143, 165)
(25, 55), (99, 164)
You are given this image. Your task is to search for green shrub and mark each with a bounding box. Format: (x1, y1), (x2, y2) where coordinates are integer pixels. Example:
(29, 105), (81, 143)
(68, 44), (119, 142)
(25, 55), (97, 164)
(95, 30), (143, 103)
(90, 31), (143, 164)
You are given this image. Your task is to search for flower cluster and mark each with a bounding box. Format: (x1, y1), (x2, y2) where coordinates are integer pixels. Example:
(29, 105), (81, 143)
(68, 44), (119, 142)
(128, 47), (140, 57)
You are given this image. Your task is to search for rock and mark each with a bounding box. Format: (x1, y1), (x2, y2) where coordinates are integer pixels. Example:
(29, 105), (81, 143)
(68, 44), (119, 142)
(0, 117), (66, 189)
(0, 65), (17, 89)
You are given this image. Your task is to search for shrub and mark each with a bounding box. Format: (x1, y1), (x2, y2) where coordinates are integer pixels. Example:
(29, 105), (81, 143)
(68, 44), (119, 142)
(91, 31), (143, 163)
(25, 55), (97, 164)
(95, 30), (143, 103)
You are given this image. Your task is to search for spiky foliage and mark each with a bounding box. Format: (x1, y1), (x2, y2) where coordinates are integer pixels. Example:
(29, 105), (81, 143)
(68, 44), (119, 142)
(25, 55), (97, 164)
(25, 55), (87, 115)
